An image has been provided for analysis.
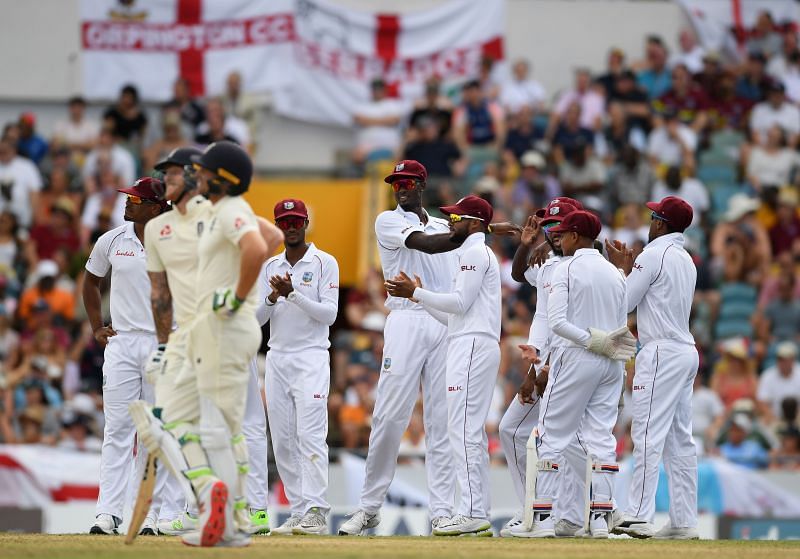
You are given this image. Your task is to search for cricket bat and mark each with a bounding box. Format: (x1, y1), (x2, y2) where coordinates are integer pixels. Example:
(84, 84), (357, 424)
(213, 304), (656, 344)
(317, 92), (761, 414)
(522, 427), (538, 531)
(125, 454), (157, 545)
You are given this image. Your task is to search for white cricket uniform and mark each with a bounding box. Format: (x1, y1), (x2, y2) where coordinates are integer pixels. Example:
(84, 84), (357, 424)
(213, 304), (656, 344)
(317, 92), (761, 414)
(145, 195), (270, 512)
(358, 207), (456, 519)
(86, 222), (170, 522)
(536, 248), (626, 513)
(415, 231), (501, 520)
(256, 244), (339, 516)
(623, 233), (699, 527)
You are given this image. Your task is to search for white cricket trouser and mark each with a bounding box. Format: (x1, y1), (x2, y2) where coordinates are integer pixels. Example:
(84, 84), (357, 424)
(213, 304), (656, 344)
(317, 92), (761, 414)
(97, 331), (170, 520)
(359, 310), (454, 518)
(498, 395), (585, 523)
(244, 357), (268, 511)
(626, 341), (699, 527)
(447, 335), (500, 520)
(535, 347), (623, 516)
(265, 348), (330, 515)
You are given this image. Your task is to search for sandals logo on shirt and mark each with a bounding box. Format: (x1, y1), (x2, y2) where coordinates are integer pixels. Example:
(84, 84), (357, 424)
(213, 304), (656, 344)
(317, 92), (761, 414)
(302, 272), (313, 283)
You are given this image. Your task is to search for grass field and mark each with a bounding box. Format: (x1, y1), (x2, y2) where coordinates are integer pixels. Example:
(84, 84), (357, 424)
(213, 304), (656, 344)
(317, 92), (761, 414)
(2, 534), (799, 559)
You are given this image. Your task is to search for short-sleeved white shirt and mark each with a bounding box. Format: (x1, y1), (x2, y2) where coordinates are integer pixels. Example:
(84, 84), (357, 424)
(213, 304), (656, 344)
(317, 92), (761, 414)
(375, 206), (457, 311)
(749, 101), (800, 141)
(195, 195), (259, 313)
(85, 222), (154, 333)
(0, 156), (43, 228)
(757, 363), (800, 418)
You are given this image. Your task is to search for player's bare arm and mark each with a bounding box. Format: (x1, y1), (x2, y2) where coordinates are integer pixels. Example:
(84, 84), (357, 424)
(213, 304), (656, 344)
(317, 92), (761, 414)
(82, 271), (116, 346)
(148, 271), (173, 345)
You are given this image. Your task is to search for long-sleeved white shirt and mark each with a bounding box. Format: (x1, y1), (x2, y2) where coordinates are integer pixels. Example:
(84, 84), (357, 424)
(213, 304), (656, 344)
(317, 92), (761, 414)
(547, 248), (627, 349)
(526, 255), (568, 354)
(625, 232), (695, 346)
(414, 232), (501, 341)
(256, 243), (339, 352)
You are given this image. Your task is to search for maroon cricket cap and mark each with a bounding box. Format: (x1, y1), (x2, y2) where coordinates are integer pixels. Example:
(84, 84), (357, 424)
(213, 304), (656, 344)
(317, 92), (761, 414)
(549, 210), (602, 239)
(384, 160), (428, 183)
(439, 195), (493, 223)
(274, 198), (308, 220)
(535, 197), (584, 218)
(118, 177), (168, 209)
(646, 196), (693, 232)
(537, 199), (581, 225)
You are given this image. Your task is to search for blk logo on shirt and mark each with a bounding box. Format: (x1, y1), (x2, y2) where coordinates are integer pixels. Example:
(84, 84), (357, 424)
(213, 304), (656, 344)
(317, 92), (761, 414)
(448, 385), (463, 392)
(461, 265), (476, 271)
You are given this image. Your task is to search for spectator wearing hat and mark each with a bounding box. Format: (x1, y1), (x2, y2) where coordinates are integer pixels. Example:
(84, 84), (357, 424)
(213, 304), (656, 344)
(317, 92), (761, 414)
(510, 151), (559, 216)
(651, 165), (709, 228)
(18, 260), (75, 329)
(59, 408), (102, 452)
(352, 78), (407, 165)
(500, 59), (547, 116)
(0, 137), (43, 230)
(53, 96), (100, 155)
(28, 198), (81, 261)
(749, 82), (800, 147)
(757, 342), (800, 421)
(711, 338), (758, 411)
(17, 113), (49, 165)
(718, 413), (770, 469)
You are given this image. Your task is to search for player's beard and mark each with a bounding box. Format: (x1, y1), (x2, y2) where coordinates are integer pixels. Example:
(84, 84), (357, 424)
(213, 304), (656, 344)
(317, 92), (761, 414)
(545, 233), (563, 257)
(450, 227), (469, 243)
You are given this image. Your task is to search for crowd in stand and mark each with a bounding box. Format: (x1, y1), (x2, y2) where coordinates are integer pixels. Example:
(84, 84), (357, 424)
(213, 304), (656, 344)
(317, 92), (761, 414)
(0, 17), (799, 476)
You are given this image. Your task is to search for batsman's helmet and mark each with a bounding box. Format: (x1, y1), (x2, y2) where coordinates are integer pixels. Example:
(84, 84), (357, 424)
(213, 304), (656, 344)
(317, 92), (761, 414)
(191, 141), (253, 196)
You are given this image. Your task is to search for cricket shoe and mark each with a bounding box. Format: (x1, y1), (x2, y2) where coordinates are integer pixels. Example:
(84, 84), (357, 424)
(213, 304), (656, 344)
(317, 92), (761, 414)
(612, 515), (655, 538)
(338, 510), (380, 536)
(653, 525), (699, 540)
(182, 479), (229, 547)
(158, 512), (198, 536)
(139, 516), (158, 536)
(272, 515), (303, 535)
(216, 532), (252, 547)
(247, 509), (270, 535)
(89, 514), (120, 535)
(588, 513), (609, 539)
(432, 515), (491, 536)
(509, 515), (555, 538)
(555, 519), (582, 537)
(293, 508), (328, 535)
(499, 513), (523, 537)
(431, 516), (450, 533)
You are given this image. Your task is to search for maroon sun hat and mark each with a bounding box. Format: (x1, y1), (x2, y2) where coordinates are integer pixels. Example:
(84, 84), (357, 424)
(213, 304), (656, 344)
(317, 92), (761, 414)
(439, 195), (493, 223)
(384, 160), (428, 184)
(274, 198), (308, 220)
(548, 210), (602, 239)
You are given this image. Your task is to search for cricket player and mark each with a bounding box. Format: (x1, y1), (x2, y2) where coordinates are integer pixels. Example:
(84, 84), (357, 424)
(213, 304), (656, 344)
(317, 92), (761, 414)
(256, 198), (339, 535)
(131, 141), (268, 547)
(605, 196), (700, 540)
(386, 195), (502, 537)
(84, 177), (172, 535)
(529, 210), (636, 539)
(144, 147), (280, 536)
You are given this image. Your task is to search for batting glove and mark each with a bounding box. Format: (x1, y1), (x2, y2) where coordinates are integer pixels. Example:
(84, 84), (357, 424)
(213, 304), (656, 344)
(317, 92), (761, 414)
(212, 287), (244, 317)
(586, 326), (637, 361)
(145, 344), (166, 385)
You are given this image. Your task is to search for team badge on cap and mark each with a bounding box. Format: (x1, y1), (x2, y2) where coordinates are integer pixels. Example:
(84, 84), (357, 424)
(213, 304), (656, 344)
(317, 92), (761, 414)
(550, 207), (560, 215)
(284, 201), (295, 210)
(303, 272), (313, 283)
(395, 163), (404, 172)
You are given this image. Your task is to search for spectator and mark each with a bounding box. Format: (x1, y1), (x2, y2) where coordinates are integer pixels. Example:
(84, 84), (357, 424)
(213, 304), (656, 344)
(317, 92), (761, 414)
(757, 272), (800, 346)
(646, 109), (698, 170)
(711, 194), (771, 284)
(16, 113), (48, 165)
(221, 70), (260, 154)
(478, 55), (502, 100)
(194, 97), (250, 149)
(509, 151), (559, 218)
(81, 127), (135, 194)
(654, 63), (709, 130)
(0, 137), (43, 230)
(757, 342), (800, 420)
(402, 117), (463, 204)
(27, 198), (81, 262)
(102, 84), (148, 147)
(500, 59), (547, 116)
(670, 28), (706, 73)
(735, 53), (773, 103)
(758, 251), (800, 309)
(770, 428), (800, 470)
(612, 203), (649, 246)
(718, 413), (770, 469)
(81, 156), (125, 240)
(0, 302), (20, 366)
(779, 51), (800, 104)
(749, 82), (800, 147)
(596, 101), (648, 164)
(397, 407), (426, 464)
(692, 373), (725, 454)
(503, 105), (545, 163)
(0, 211), (24, 276)
(453, 79), (505, 154)
(767, 188), (800, 256)
(608, 144), (655, 207)
(58, 410), (102, 452)
(708, 69), (753, 131)
(651, 165), (709, 227)
(18, 261), (75, 329)
(636, 35), (672, 99)
(551, 102), (594, 164)
(596, 47), (627, 98)
(608, 71), (652, 134)
(550, 68), (605, 133)
(745, 11), (783, 58)
(352, 78), (406, 164)
(169, 76), (205, 135)
(141, 103), (186, 171)
(767, 29), (800, 80)
(710, 338), (758, 410)
(558, 138), (607, 209)
(774, 398), (800, 438)
(53, 96), (100, 155)
(746, 126), (799, 191)
(408, 76), (453, 139)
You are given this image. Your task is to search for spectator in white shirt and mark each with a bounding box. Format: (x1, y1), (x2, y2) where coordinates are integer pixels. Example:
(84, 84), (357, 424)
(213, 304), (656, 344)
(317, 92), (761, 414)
(766, 29), (799, 80)
(0, 138), (43, 230)
(353, 79), (407, 164)
(550, 68), (605, 133)
(651, 166), (709, 227)
(749, 82), (800, 147)
(758, 342), (800, 421)
(81, 127), (135, 195)
(670, 29), (706, 74)
(500, 59), (547, 116)
(692, 374), (724, 455)
(194, 97), (251, 151)
(746, 126), (800, 190)
(647, 110), (697, 170)
(53, 97), (100, 155)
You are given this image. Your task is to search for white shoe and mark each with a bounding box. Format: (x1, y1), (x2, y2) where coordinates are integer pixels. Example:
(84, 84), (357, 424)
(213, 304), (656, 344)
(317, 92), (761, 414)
(158, 512), (197, 536)
(610, 509), (624, 530)
(338, 510), (380, 536)
(654, 525), (699, 540)
(589, 513), (609, 539)
(499, 514), (523, 537)
(555, 519), (581, 537)
(613, 515), (655, 538)
(182, 479), (228, 547)
(509, 514), (554, 538)
(217, 532), (252, 547)
(431, 516), (450, 532)
(432, 515), (491, 536)
(139, 516), (158, 536)
(272, 515), (303, 535)
(89, 514), (119, 535)
(292, 508), (328, 535)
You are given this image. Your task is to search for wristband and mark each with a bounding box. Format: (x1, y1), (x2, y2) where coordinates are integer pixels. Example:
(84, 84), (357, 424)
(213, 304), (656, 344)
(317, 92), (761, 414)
(487, 224), (493, 234)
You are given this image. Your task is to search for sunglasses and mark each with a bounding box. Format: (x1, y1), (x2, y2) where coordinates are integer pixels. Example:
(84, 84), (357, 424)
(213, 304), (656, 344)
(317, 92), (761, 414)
(127, 194), (158, 205)
(276, 217), (306, 231)
(391, 179), (419, 192)
(449, 213), (484, 223)
(651, 211), (669, 223)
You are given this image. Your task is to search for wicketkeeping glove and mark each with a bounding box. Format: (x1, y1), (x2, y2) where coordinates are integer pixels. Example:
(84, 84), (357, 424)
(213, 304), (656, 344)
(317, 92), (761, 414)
(212, 287), (244, 317)
(586, 326), (637, 361)
(145, 344), (166, 385)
